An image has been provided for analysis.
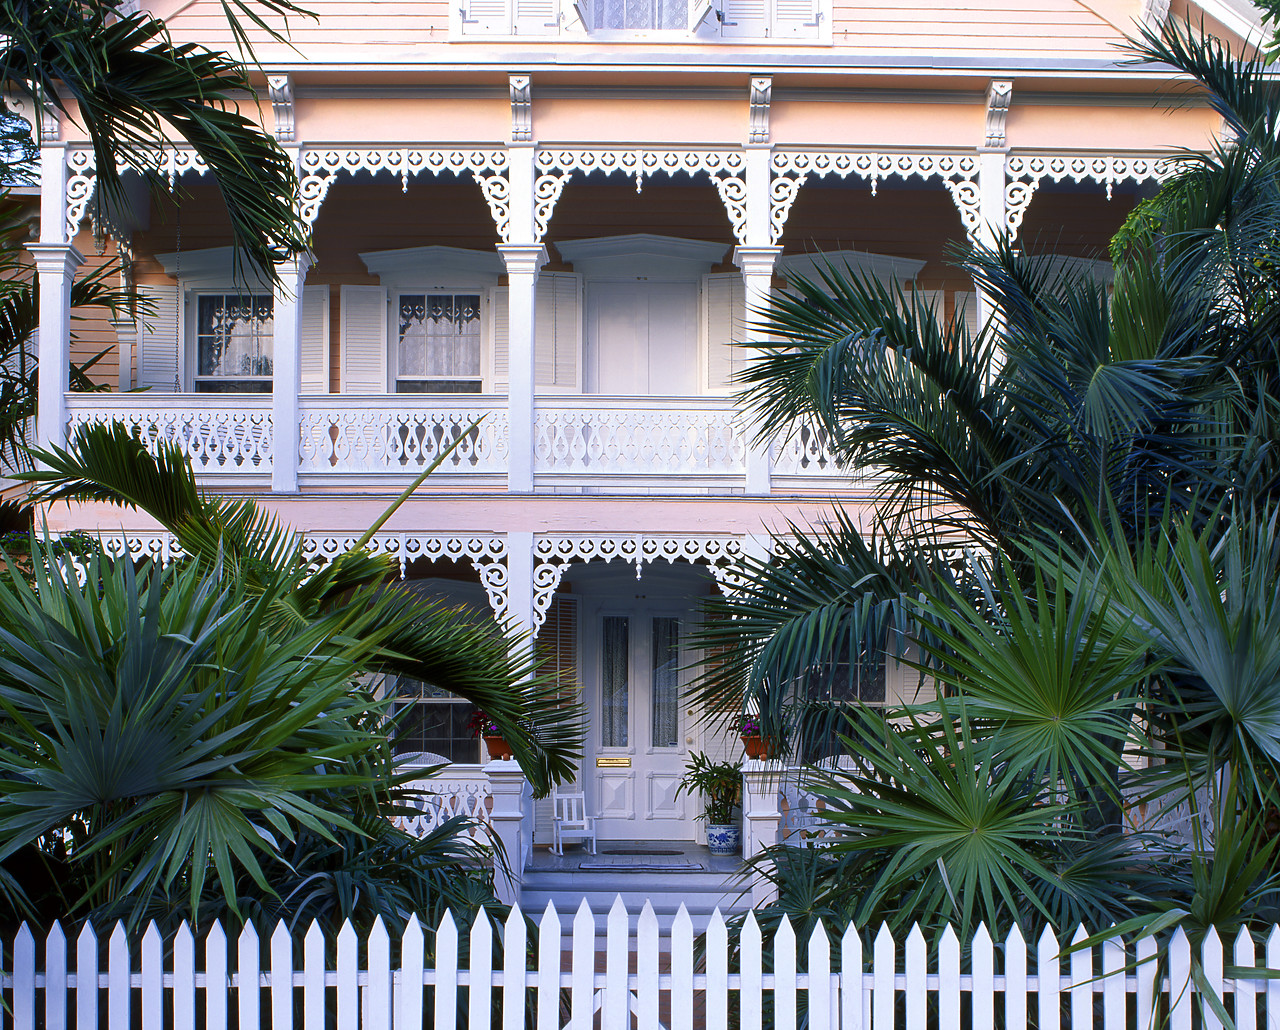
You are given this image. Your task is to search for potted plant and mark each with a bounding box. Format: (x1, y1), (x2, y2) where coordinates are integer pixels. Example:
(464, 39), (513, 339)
(469, 710), (512, 761)
(677, 751), (743, 855)
(738, 715), (776, 760)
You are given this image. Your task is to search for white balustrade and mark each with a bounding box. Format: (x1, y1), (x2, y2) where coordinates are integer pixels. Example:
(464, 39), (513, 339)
(65, 394), (272, 474)
(66, 392), (880, 491)
(297, 396), (509, 476)
(534, 397), (746, 477)
(770, 422), (847, 477)
(397, 769), (493, 843)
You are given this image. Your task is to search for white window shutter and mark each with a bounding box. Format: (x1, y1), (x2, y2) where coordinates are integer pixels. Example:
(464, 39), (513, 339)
(136, 283), (180, 390)
(532, 594), (579, 843)
(461, 0), (511, 32)
(955, 291), (980, 338)
(704, 273), (746, 392)
(911, 288), (943, 334)
(773, 0), (820, 37)
(691, 0), (714, 28)
(300, 285), (330, 394)
(717, 0), (768, 38)
(491, 286), (510, 391)
(535, 273), (581, 391)
(513, 0), (558, 32)
(340, 285), (387, 394)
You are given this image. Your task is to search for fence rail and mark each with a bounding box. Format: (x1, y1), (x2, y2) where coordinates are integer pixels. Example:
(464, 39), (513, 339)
(3, 899), (1275, 1029)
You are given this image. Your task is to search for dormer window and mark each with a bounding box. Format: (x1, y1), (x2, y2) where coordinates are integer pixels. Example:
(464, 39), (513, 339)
(578, 0), (712, 31)
(454, 0), (824, 39)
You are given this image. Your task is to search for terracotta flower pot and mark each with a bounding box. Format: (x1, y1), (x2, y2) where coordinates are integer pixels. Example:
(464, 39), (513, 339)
(484, 735), (513, 761)
(742, 734), (769, 760)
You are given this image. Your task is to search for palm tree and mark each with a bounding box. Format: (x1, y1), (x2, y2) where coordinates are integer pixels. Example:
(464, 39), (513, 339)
(1, 0), (310, 279)
(693, 19), (1280, 941)
(21, 422), (584, 798)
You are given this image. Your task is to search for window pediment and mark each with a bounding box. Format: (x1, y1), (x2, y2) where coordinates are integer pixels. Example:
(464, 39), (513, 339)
(359, 246), (506, 289)
(777, 249), (926, 286)
(557, 234), (728, 279)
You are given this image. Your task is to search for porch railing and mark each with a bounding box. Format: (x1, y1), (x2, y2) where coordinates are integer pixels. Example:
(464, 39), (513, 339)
(397, 767), (493, 843)
(65, 394), (273, 478)
(1, 904), (1255, 1030)
(533, 396), (745, 478)
(297, 396), (509, 477)
(63, 394), (867, 493)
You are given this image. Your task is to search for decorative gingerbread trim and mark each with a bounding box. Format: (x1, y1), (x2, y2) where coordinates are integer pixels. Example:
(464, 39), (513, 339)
(533, 148), (749, 244)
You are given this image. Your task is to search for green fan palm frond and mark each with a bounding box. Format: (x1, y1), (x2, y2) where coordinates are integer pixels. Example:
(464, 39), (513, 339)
(21, 422), (583, 794)
(1, 0), (310, 282)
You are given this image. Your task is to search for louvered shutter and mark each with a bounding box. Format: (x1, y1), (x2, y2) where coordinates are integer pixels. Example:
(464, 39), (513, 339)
(136, 283), (180, 390)
(911, 288), (943, 334)
(300, 285), (330, 394)
(340, 285), (387, 393)
(773, 0), (820, 37)
(955, 291), (980, 338)
(491, 286), (509, 392)
(460, 0), (510, 33)
(533, 594), (579, 843)
(704, 273), (746, 391)
(513, 0), (558, 33)
(535, 273), (580, 391)
(717, 0), (768, 38)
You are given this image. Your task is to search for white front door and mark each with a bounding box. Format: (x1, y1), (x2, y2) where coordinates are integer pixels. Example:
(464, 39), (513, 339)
(592, 610), (693, 840)
(583, 280), (699, 395)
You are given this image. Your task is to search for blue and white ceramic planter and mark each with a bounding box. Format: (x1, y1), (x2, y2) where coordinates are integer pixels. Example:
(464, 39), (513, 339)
(706, 824), (741, 856)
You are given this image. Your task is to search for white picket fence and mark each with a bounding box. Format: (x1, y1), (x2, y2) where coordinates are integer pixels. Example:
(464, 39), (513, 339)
(2, 899), (1276, 1029)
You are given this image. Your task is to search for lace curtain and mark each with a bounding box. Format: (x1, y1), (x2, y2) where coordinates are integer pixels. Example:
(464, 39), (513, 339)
(601, 616), (629, 748)
(591, 0), (687, 30)
(650, 618), (680, 748)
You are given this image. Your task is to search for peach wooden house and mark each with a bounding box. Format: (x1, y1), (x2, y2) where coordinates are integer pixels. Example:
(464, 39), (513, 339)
(19, 0), (1257, 919)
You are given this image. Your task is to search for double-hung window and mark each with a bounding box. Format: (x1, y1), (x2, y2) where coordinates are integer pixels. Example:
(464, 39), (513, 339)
(193, 293), (275, 393)
(395, 292), (483, 394)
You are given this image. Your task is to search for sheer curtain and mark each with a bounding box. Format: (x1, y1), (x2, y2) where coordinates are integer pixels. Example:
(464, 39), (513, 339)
(592, 0), (686, 29)
(650, 618), (680, 748)
(601, 617), (629, 748)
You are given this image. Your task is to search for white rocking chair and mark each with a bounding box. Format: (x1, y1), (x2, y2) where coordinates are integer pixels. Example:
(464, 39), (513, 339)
(551, 790), (597, 855)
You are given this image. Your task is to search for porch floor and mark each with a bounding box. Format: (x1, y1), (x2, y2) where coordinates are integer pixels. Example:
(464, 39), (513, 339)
(526, 839), (743, 875)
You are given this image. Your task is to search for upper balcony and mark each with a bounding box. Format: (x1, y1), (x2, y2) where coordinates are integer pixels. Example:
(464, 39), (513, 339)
(63, 391), (852, 495)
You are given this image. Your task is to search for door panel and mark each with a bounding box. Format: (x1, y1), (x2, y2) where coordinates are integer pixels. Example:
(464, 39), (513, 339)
(592, 609), (692, 840)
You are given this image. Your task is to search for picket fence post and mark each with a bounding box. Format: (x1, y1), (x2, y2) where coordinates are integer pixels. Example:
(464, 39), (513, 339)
(9, 903), (1280, 1029)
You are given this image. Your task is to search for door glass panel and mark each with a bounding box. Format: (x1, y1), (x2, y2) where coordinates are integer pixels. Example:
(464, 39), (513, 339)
(651, 618), (680, 748)
(602, 616), (629, 747)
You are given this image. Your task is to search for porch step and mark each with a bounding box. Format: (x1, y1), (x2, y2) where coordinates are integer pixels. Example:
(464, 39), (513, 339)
(519, 853), (752, 935)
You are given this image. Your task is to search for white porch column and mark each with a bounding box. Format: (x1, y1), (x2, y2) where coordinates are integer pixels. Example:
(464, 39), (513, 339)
(498, 245), (546, 494)
(742, 760), (784, 905)
(733, 245), (783, 496)
(31, 143), (82, 456)
(976, 151), (1009, 328)
(271, 252), (312, 493)
(485, 759), (532, 908)
(111, 318), (136, 392)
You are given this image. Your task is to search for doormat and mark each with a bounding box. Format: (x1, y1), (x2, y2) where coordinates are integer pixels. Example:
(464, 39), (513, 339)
(603, 849), (684, 856)
(578, 860), (705, 871)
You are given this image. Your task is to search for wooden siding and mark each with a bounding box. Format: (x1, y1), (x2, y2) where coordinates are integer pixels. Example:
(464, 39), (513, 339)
(829, 0), (1135, 58)
(70, 232), (122, 390)
(147, 0), (1153, 59)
